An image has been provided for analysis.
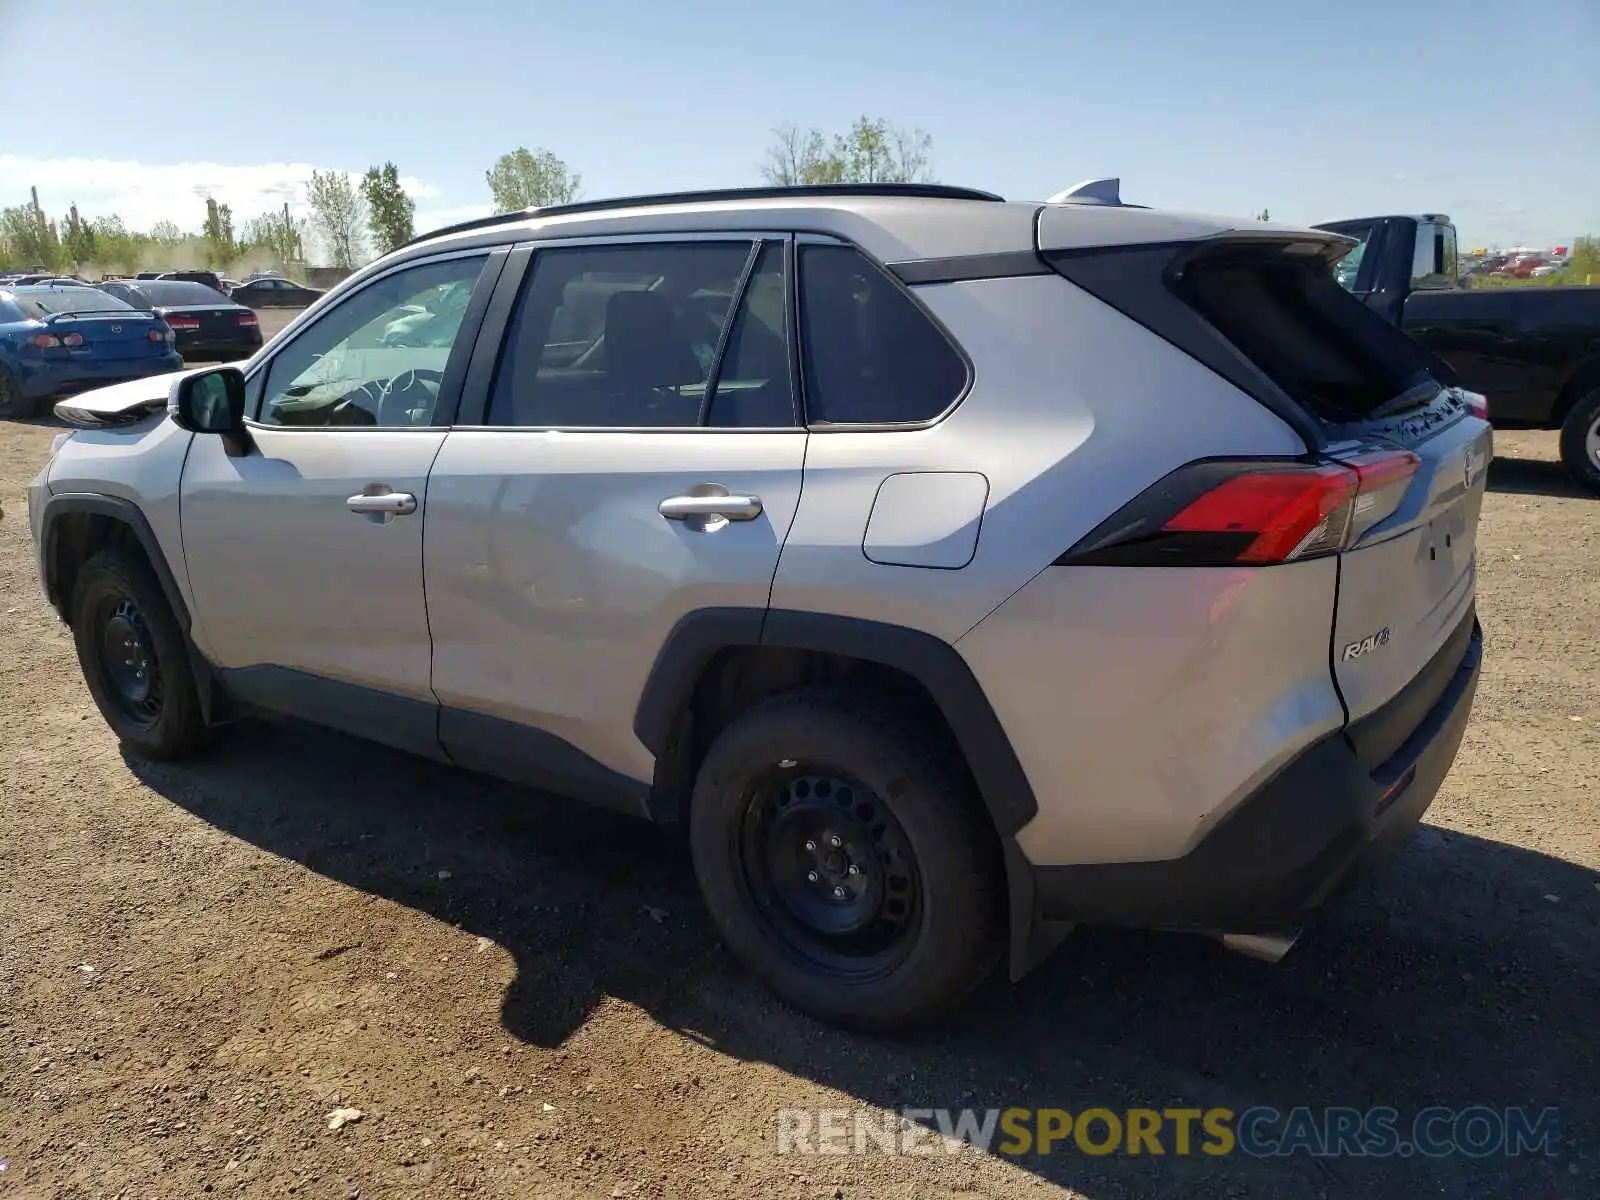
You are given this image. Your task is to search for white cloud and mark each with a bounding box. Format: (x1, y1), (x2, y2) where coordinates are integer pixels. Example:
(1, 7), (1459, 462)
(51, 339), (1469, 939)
(0, 156), (442, 234)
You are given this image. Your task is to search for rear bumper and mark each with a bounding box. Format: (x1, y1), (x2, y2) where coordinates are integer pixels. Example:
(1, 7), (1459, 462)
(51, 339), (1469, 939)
(18, 352), (185, 398)
(1029, 613), (1482, 930)
(175, 336), (261, 362)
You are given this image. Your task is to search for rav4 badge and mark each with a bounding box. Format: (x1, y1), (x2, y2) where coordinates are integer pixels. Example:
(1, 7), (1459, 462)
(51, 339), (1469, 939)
(1342, 628), (1392, 662)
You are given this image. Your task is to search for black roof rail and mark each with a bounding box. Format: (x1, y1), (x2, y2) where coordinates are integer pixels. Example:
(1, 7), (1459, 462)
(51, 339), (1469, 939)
(408, 183), (1006, 248)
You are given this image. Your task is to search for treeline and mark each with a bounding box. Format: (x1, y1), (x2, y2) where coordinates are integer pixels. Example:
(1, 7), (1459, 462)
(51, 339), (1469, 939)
(0, 116), (933, 274)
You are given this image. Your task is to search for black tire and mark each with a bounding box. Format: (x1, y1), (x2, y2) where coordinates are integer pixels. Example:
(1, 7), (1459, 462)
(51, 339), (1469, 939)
(689, 687), (1004, 1031)
(1558, 387), (1600, 497)
(0, 366), (44, 420)
(70, 545), (209, 760)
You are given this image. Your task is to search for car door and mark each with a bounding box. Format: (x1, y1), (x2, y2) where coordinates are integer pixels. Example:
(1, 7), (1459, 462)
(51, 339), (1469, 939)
(424, 235), (805, 806)
(179, 248), (504, 754)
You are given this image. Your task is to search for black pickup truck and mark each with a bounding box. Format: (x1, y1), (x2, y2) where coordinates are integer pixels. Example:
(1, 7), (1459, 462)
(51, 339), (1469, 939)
(1316, 213), (1600, 493)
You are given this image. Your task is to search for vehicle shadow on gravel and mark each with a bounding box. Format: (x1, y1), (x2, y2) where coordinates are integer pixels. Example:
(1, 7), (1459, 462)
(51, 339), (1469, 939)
(129, 720), (1597, 1200)
(1486, 454), (1595, 499)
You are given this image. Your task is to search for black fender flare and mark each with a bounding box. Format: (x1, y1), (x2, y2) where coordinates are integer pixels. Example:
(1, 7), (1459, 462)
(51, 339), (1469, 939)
(633, 607), (1056, 980)
(40, 492), (191, 629)
(39, 493), (230, 725)
(633, 607), (1039, 838)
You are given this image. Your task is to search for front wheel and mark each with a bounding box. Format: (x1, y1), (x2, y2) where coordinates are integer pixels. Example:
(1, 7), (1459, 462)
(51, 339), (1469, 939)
(1558, 387), (1600, 497)
(70, 546), (209, 759)
(689, 688), (1004, 1031)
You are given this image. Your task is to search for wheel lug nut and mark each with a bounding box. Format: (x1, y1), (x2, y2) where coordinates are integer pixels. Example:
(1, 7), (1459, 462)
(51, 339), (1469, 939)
(806, 871), (819, 883)
(803, 840), (816, 852)
(847, 864), (860, 876)
(829, 835), (843, 848)
(832, 886), (846, 899)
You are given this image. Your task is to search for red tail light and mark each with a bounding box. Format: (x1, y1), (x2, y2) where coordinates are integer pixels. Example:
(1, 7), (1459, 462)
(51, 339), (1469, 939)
(1058, 450), (1420, 567)
(28, 333), (62, 349)
(148, 327), (173, 344)
(166, 315), (201, 330)
(236, 312), (259, 327)
(1460, 390), (1489, 421)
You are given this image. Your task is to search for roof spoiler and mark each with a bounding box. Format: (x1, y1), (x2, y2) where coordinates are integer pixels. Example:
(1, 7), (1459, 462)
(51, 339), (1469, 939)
(1045, 178), (1149, 209)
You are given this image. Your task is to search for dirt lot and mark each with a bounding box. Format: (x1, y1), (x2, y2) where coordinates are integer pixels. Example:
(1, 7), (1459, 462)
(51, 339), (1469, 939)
(1, 362), (1596, 1197)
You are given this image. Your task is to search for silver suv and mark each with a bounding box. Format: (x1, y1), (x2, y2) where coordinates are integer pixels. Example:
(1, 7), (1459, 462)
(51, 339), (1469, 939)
(26, 183), (1489, 1030)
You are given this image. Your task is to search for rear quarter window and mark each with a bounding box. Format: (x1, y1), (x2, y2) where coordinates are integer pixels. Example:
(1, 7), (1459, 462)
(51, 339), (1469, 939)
(797, 244), (967, 425)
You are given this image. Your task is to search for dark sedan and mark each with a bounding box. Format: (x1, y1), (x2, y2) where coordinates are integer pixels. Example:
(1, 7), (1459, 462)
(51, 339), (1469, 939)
(228, 276), (324, 308)
(98, 279), (262, 362)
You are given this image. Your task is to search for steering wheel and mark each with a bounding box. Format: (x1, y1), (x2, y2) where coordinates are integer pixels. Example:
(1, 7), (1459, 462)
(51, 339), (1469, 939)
(376, 368), (445, 426)
(326, 369), (445, 427)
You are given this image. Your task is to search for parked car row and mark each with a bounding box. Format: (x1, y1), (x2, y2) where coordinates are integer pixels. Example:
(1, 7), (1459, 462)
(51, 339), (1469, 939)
(4, 269), (325, 308)
(0, 284), (183, 418)
(0, 275), (272, 417)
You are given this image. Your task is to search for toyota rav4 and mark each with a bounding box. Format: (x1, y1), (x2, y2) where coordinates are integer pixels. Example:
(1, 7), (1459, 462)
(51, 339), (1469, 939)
(26, 182), (1488, 1030)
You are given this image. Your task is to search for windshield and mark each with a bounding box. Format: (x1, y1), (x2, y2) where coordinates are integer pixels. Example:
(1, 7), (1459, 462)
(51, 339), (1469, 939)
(12, 288), (134, 318)
(141, 280), (231, 306)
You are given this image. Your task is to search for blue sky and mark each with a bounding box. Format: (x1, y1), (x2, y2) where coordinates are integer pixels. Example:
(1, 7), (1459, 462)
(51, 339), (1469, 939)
(2, 0), (1595, 256)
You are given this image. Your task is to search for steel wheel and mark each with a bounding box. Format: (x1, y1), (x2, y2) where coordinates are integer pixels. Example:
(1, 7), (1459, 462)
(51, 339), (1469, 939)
(94, 596), (164, 728)
(1586, 411), (1600, 472)
(736, 765), (922, 981)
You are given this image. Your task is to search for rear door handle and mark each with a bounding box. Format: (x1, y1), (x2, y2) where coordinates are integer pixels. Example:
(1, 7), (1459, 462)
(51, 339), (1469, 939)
(658, 493), (763, 521)
(346, 491), (418, 516)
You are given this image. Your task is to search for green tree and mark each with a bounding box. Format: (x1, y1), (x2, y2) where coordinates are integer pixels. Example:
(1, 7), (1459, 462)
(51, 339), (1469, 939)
(202, 197), (239, 267)
(485, 147), (581, 213)
(760, 117), (934, 186)
(0, 204), (62, 269)
(360, 162), (416, 254)
(61, 203), (96, 265)
(306, 169), (367, 268)
(241, 206), (306, 264)
(1563, 236), (1600, 284)
(87, 215), (138, 267)
(149, 219), (184, 245)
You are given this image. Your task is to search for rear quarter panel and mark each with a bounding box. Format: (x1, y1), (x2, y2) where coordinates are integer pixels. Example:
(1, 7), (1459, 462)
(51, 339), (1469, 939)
(957, 559), (1345, 865)
(769, 272), (1308, 642)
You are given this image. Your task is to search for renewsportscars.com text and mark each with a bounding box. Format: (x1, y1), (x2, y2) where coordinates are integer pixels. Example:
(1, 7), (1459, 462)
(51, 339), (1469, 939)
(776, 1105), (1560, 1160)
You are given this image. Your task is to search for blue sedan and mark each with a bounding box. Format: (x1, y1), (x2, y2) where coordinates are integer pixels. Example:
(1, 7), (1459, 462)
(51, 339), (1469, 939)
(0, 286), (182, 419)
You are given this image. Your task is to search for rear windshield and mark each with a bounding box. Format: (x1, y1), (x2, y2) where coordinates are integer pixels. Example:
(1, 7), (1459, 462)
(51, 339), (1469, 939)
(141, 280), (229, 306)
(0, 297), (25, 323)
(12, 289), (134, 319)
(1179, 247), (1438, 422)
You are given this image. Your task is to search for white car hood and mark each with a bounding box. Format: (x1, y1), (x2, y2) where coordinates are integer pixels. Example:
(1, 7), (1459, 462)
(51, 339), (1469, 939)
(53, 366), (209, 427)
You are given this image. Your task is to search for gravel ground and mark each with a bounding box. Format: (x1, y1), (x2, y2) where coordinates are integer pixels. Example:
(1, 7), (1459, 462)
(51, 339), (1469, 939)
(1, 379), (1596, 1198)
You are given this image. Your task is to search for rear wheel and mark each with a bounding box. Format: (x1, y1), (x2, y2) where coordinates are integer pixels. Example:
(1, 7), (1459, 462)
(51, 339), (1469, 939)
(0, 367), (43, 419)
(689, 688), (1004, 1031)
(1558, 387), (1600, 496)
(71, 546), (209, 760)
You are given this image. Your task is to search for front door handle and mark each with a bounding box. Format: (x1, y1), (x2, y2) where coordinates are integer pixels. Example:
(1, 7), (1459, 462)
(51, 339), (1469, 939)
(659, 492), (763, 522)
(347, 491), (418, 516)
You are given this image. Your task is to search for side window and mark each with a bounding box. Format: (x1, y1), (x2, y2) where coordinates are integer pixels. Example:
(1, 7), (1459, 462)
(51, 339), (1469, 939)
(708, 243), (795, 428)
(797, 243), (967, 424)
(1330, 225), (1375, 292)
(255, 255), (485, 428)
(1411, 222), (1452, 290)
(486, 241), (753, 428)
